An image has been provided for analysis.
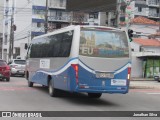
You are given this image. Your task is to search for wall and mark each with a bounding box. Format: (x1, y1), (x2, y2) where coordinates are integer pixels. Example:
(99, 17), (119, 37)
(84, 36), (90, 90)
(131, 56), (143, 78)
(130, 42), (140, 52)
(99, 12), (107, 26)
(143, 46), (160, 53)
(121, 24), (159, 38)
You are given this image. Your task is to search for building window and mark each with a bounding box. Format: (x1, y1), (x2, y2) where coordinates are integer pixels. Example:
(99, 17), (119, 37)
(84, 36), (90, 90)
(33, 9), (45, 15)
(37, 22), (42, 27)
(4, 35), (7, 45)
(138, 7), (142, 12)
(15, 48), (20, 55)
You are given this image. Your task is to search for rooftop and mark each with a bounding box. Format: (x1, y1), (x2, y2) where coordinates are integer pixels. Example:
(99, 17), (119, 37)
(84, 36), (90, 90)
(120, 16), (159, 25)
(133, 38), (160, 46)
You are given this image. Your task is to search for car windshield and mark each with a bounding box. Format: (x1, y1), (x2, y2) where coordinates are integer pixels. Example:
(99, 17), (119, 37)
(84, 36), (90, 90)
(14, 60), (26, 65)
(0, 60), (7, 66)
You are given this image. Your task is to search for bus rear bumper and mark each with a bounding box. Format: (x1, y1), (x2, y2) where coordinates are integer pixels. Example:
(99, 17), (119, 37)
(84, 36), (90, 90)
(74, 87), (129, 94)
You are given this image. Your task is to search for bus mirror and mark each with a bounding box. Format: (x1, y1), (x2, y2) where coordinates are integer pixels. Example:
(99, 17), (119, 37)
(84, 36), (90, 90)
(128, 29), (133, 42)
(25, 43), (28, 49)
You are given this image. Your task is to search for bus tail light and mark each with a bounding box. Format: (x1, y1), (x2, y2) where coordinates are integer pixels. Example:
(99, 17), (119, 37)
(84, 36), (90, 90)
(71, 64), (79, 84)
(127, 67), (131, 80)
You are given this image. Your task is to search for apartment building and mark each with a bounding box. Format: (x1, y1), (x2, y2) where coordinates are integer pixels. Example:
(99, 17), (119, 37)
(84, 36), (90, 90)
(119, 0), (160, 23)
(31, 0), (45, 38)
(2, 0), (88, 62)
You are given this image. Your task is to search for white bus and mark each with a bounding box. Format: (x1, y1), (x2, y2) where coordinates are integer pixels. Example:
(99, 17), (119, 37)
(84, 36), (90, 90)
(25, 25), (131, 98)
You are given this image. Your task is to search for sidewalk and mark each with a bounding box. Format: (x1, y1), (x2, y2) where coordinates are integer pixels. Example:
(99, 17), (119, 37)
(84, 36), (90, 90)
(130, 79), (160, 89)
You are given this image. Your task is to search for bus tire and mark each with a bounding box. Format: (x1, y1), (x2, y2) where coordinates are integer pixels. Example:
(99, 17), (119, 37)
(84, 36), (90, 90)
(88, 93), (102, 98)
(28, 80), (33, 87)
(49, 80), (57, 97)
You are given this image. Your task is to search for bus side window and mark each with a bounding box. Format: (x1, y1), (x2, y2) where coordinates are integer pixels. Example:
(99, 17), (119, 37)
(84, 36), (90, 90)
(61, 31), (73, 57)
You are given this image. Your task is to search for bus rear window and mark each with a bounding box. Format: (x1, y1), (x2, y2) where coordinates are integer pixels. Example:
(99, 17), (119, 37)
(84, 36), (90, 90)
(79, 29), (129, 58)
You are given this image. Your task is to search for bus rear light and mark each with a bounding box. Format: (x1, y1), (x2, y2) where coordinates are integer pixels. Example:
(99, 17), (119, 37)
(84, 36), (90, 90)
(71, 64), (79, 84)
(127, 67), (131, 80)
(80, 85), (89, 89)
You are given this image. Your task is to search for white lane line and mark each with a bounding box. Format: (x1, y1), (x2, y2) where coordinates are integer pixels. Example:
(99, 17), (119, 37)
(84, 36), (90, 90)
(147, 93), (160, 95)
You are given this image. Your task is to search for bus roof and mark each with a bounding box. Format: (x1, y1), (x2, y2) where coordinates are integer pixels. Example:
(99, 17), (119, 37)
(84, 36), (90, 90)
(32, 25), (124, 41)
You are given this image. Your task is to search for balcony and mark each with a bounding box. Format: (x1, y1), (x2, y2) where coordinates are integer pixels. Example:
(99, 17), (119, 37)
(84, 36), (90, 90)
(134, 8), (148, 16)
(148, 13), (159, 18)
(48, 16), (71, 22)
(32, 14), (45, 20)
(135, 1), (147, 5)
(5, 7), (9, 13)
(148, 0), (159, 7)
(49, 1), (66, 9)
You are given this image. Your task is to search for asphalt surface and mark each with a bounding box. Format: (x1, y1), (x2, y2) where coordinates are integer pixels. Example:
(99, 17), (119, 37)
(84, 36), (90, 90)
(0, 77), (160, 120)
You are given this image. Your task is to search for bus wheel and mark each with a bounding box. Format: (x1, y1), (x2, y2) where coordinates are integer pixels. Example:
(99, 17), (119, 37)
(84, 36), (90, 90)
(28, 80), (33, 87)
(49, 80), (57, 97)
(88, 93), (102, 98)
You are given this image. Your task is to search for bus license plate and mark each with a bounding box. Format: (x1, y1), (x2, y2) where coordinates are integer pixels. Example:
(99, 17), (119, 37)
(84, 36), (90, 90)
(111, 79), (126, 86)
(96, 72), (114, 78)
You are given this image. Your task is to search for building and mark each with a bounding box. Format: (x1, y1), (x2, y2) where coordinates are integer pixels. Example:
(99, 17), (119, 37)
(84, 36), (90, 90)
(3, 0), (32, 62)
(119, 0), (160, 24)
(120, 16), (159, 38)
(135, 0), (160, 22)
(2, 0), (89, 62)
(119, 16), (160, 78)
(0, 0), (4, 59)
(31, 0), (46, 38)
(47, 0), (71, 31)
(131, 38), (160, 78)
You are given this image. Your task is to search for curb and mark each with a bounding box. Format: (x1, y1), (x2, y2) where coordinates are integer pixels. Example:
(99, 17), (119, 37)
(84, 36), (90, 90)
(130, 79), (154, 81)
(129, 86), (154, 89)
(131, 78), (154, 81)
(130, 86), (160, 89)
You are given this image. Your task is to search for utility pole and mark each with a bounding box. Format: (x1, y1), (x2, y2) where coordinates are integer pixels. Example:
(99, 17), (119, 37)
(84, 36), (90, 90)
(45, 0), (48, 34)
(116, 0), (120, 28)
(28, 31), (30, 45)
(9, 0), (14, 61)
(159, 0), (160, 32)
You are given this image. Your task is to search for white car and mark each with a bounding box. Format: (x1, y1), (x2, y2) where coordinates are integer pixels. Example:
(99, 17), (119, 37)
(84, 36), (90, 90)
(154, 73), (160, 82)
(8, 59), (26, 77)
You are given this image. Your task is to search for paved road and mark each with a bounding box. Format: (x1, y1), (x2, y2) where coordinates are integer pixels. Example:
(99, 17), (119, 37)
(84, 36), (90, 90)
(0, 77), (160, 119)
